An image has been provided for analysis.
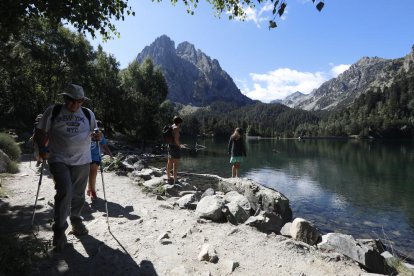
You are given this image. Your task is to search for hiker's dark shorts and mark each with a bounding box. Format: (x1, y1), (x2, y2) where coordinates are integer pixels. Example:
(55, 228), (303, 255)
(90, 160), (101, 166)
(168, 144), (181, 159)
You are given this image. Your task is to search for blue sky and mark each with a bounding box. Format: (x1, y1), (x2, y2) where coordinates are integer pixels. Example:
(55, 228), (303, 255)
(87, 0), (414, 103)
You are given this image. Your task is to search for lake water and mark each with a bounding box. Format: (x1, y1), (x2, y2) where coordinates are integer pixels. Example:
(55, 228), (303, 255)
(179, 138), (414, 257)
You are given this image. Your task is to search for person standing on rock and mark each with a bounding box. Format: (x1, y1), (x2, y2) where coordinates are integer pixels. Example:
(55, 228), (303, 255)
(228, 127), (247, 178)
(166, 116), (183, 184)
(34, 84), (99, 251)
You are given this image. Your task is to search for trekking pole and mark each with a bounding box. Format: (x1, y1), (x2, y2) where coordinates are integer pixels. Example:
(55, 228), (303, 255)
(31, 160), (45, 227)
(95, 128), (110, 231)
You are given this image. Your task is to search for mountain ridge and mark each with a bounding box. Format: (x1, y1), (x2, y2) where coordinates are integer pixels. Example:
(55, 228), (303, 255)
(281, 45), (414, 111)
(136, 35), (253, 107)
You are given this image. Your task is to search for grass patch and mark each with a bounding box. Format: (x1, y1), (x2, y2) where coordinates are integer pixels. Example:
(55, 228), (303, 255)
(372, 228), (414, 275)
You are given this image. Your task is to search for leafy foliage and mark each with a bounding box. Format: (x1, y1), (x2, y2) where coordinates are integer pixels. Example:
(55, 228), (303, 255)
(0, 20), (169, 143)
(0, 0), (134, 41)
(0, 0), (324, 42)
(118, 59), (169, 141)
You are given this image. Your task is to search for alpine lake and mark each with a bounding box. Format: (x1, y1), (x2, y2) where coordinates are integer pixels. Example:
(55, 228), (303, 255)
(178, 137), (414, 258)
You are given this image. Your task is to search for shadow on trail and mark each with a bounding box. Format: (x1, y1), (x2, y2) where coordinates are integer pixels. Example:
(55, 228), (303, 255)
(0, 198), (53, 235)
(31, 234), (158, 276)
(82, 198), (140, 221)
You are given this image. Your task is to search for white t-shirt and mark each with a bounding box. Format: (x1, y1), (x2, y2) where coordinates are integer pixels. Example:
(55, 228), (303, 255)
(37, 104), (97, 165)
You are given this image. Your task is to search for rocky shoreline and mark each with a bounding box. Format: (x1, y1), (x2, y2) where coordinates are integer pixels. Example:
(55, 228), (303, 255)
(1, 142), (414, 275)
(103, 151), (414, 275)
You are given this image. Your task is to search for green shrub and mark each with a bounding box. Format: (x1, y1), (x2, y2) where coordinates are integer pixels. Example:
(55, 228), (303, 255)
(0, 133), (21, 161)
(0, 234), (51, 275)
(6, 161), (19, 174)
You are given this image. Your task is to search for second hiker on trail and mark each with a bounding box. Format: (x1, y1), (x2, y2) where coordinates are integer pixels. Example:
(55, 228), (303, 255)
(34, 84), (100, 251)
(88, 120), (113, 200)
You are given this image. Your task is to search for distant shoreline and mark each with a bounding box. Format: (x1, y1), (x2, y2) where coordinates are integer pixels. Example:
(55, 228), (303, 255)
(246, 135), (358, 140)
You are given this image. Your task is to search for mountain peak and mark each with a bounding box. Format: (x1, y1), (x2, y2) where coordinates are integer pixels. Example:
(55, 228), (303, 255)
(136, 35), (253, 106)
(176, 41), (198, 62)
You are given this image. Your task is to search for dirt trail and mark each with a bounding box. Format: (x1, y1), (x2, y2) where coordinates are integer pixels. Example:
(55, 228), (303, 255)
(0, 157), (368, 275)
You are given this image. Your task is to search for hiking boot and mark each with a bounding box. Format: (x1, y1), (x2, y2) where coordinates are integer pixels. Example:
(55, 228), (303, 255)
(71, 221), (88, 236)
(52, 233), (67, 252)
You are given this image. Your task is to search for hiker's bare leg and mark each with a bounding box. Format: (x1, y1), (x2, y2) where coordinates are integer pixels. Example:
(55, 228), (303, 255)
(166, 158), (173, 180)
(235, 162), (240, 178)
(232, 164), (236, 178)
(88, 163), (98, 195)
(172, 158), (179, 183)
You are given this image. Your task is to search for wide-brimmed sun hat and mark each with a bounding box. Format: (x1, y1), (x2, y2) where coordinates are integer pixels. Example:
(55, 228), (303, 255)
(60, 84), (89, 100)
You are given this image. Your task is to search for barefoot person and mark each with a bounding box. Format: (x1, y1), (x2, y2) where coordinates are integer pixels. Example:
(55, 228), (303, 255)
(228, 127), (247, 178)
(166, 116), (183, 184)
(88, 120), (113, 199)
(34, 84), (99, 251)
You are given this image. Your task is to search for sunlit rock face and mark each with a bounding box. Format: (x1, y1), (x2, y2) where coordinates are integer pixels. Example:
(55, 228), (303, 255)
(137, 35), (253, 107)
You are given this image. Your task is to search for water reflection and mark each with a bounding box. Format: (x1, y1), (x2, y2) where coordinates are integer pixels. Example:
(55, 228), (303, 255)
(180, 138), (414, 256)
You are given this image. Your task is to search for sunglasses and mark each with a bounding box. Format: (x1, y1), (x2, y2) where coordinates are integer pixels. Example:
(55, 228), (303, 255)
(65, 96), (84, 104)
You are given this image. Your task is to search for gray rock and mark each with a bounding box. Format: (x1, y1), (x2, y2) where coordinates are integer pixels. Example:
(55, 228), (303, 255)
(198, 243), (219, 263)
(318, 233), (391, 274)
(195, 195), (225, 222)
(201, 188), (215, 198)
(244, 210), (284, 233)
(132, 168), (153, 180)
(280, 222), (292, 237)
(225, 201), (249, 225)
(221, 260), (239, 275)
(290, 218), (321, 246)
(143, 177), (164, 189)
(224, 191), (251, 213)
(176, 194), (196, 209)
(218, 178), (292, 224)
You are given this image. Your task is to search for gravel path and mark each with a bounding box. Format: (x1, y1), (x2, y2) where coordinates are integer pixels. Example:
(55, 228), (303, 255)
(0, 158), (369, 275)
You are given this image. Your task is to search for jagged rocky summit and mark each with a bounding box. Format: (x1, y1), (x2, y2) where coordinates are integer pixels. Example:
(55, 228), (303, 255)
(136, 35), (253, 107)
(282, 45), (414, 111)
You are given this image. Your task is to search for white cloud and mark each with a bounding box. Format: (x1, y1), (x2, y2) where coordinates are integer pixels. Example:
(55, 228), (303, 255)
(235, 2), (275, 28)
(238, 63), (352, 103)
(330, 64), (351, 77)
(239, 68), (327, 103)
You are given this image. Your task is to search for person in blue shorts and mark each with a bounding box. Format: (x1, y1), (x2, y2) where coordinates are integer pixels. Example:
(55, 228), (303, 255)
(88, 120), (113, 199)
(228, 127), (247, 178)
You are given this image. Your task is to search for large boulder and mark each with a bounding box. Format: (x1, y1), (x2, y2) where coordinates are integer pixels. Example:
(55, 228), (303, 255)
(218, 178), (292, 223)
(195, 195), (225, 222)
(224, 191), (251, 214)
(225, 201), (250, 225)
(244, 210), (284, 233)
(290, 218), (321, 246)
(318, 233), (392, 274)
